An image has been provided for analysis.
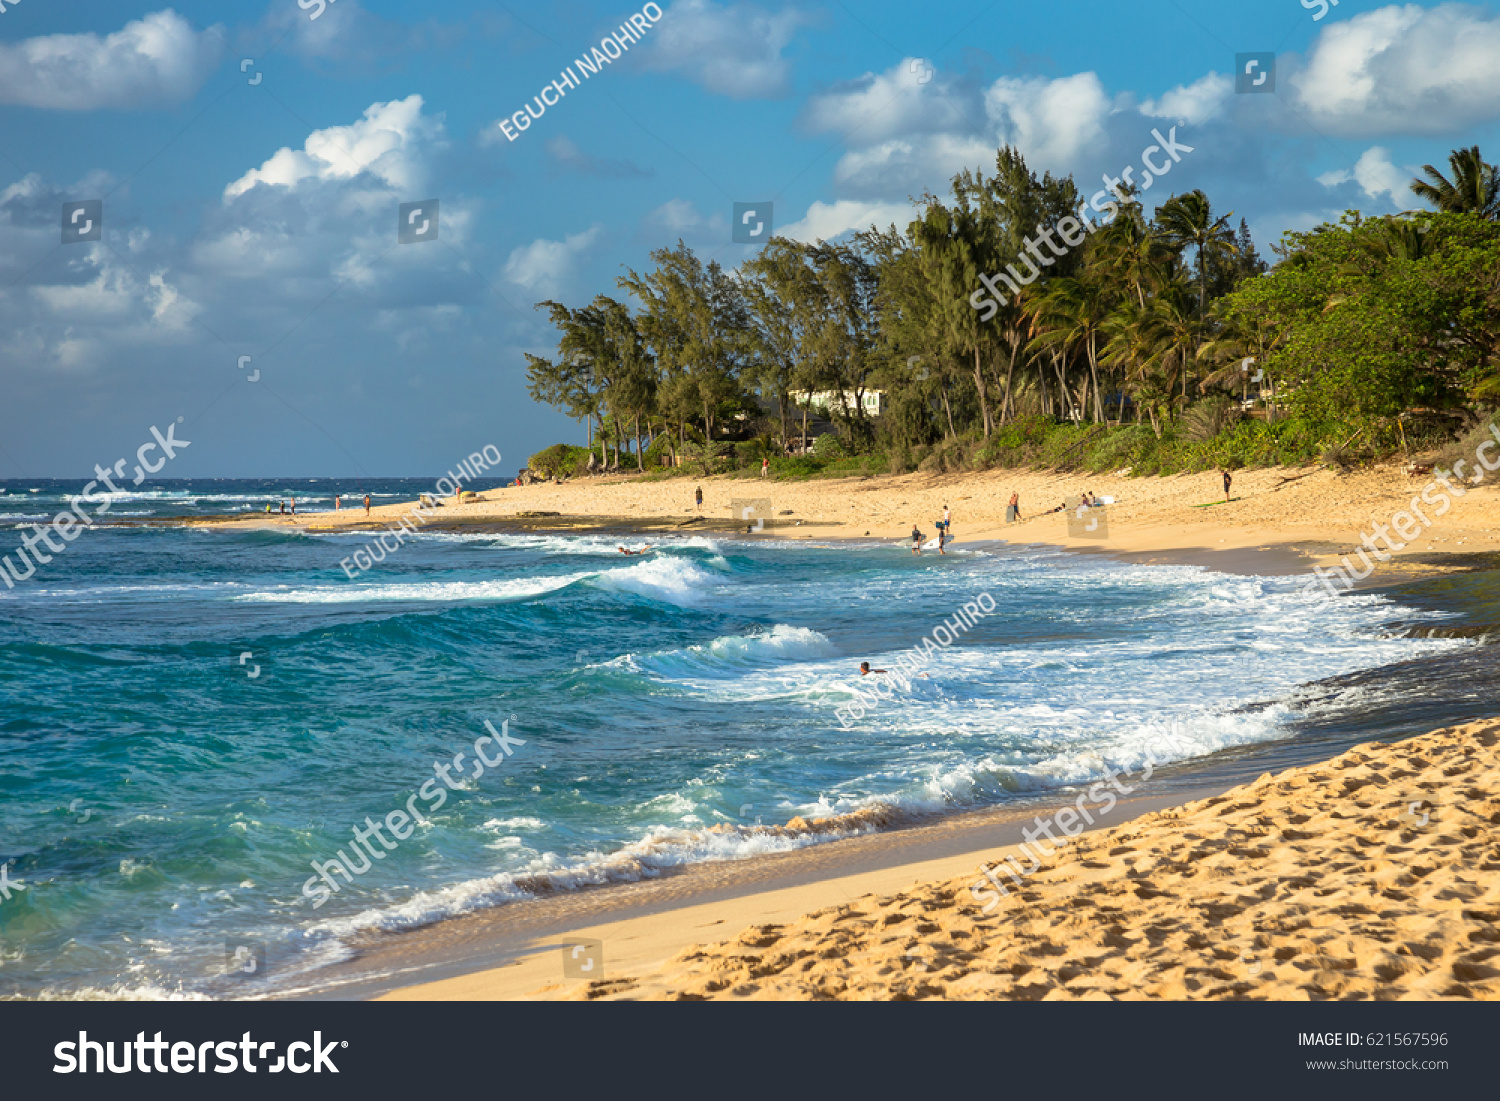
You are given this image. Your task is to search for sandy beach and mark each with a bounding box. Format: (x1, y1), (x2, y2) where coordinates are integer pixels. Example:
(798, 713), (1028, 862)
(203, 462), (1500, 581)
(180, 462), (1500, 1003)
(382, 718), (1500, 1001)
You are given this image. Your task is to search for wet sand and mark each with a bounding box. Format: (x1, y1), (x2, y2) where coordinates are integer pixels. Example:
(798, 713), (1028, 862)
(192, 461), (1500, 584)
(374, 719), (1500, 1001)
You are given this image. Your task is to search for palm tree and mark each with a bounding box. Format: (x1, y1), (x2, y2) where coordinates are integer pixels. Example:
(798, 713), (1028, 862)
(1091, 200), (1172, 308)
(1411, 146), (1500, 220)
(1026, 276), (1109, 423)
(1155, 190), (1238, 319)
(1197, 304), (1289, 417)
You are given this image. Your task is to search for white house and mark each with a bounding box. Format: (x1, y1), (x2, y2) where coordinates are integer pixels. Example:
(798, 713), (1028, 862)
(798, 390), (886, 417)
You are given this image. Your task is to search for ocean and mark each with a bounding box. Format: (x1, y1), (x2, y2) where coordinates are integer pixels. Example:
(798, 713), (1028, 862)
(0, 478), (1493, 999)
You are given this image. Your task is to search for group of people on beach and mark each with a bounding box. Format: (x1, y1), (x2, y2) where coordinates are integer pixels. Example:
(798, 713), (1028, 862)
(910, 506), (954, 555)
(264, 494), (372, 516)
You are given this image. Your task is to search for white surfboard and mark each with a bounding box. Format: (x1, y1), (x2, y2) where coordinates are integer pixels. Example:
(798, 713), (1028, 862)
(922, 536), (957, 550)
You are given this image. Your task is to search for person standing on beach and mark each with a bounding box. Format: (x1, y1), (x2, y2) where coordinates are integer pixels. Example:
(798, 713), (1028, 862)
(363, 494), (370, 515)
(1007, 491), (1020, 523)
(290, 497), (296, 516)
(695, 486), (703, 512)
(334, 495), (340, 511)
(1222, 470), (1232, 503)
(761, 457), (769, 479)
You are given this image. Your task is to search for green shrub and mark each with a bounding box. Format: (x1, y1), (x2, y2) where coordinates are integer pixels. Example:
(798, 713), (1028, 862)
(812, 433), (847, 459)
(527, 443), (595, 477)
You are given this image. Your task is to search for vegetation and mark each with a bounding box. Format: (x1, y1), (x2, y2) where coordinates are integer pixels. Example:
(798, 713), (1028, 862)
(524, 144), (1500, 481)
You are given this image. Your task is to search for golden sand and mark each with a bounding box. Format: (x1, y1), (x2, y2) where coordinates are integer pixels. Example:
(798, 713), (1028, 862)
(382, 720), (1500, 1001)
(602, 721), (1500, 1001)
(213, 463), (1500, 578)
(239, 465), (1498, 1000)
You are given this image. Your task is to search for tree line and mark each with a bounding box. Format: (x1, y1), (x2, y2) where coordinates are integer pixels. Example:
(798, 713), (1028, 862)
(525, 143), (1500, 476)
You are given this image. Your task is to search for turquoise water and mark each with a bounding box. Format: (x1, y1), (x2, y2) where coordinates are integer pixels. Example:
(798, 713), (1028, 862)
(0, 480), (1480, 998)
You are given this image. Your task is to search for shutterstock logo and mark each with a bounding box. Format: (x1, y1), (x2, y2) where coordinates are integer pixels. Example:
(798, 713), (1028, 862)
(1235, 52), (1275, 94)
(398, 200), (439, 244)
(62, 200), (103, 244)
(733, 201), (772, 244)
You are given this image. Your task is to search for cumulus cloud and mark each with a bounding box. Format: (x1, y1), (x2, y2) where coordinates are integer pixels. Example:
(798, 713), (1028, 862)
(1140, 73), (1232, 126)
(777, 199), (916, 243)
(503, 226), (603, 297)
(1317, 146), (1416, 206)
(1291, 3), (1500, 136)
(984, 74), (1114, 173)
(801, 58), (984, 144)
(0, 10), (224, 110)
(224, 94), (444, 199)
(802, 62), (1120, 198)
(638, 200), (730, 249)
(638, 0), (809, 99)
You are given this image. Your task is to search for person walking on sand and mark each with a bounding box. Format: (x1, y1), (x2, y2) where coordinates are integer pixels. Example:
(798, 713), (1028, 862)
(695, 486), (703, 512)
(363, 494), (370, 515)
(1221, 469), (1232, 503)
(761, 457), (769, 479)
(1007, 491), (1020, 523)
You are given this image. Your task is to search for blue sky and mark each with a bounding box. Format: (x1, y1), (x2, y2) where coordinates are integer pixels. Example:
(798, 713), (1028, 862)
(1, 0), (1497, 476)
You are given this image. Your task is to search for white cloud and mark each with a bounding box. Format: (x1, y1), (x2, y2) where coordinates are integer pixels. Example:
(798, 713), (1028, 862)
(802, 63), (1116, 198)
(503, 226), (603, 297)
(777, 199), (915, 243)
(983, 74), (1113, 174)
(1140, 73), (1232, 126)
(639, 0), (808, 99)
(16, 248), (200, 370)
(802, 58), (983, 144)
(648, 199), (712, 233)
(1317, 146), (1415, 205)
(1291, 3), (1500, 136)
(224, 95), (444, 199)
(0, 10), (223, 110)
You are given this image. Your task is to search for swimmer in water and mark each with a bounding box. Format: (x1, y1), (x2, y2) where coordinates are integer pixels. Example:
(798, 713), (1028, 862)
(617, 545), (654, 556)
(859, 662), (888, 675)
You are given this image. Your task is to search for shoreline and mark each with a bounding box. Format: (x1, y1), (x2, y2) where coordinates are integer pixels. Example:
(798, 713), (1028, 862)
(147, 465), (1498, 1000)
(277, 696), (1491, 1002)
(292, 743), (1254, 1001)
(177, 462), (1500, 584)
(368, 718), (1500, 1001)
